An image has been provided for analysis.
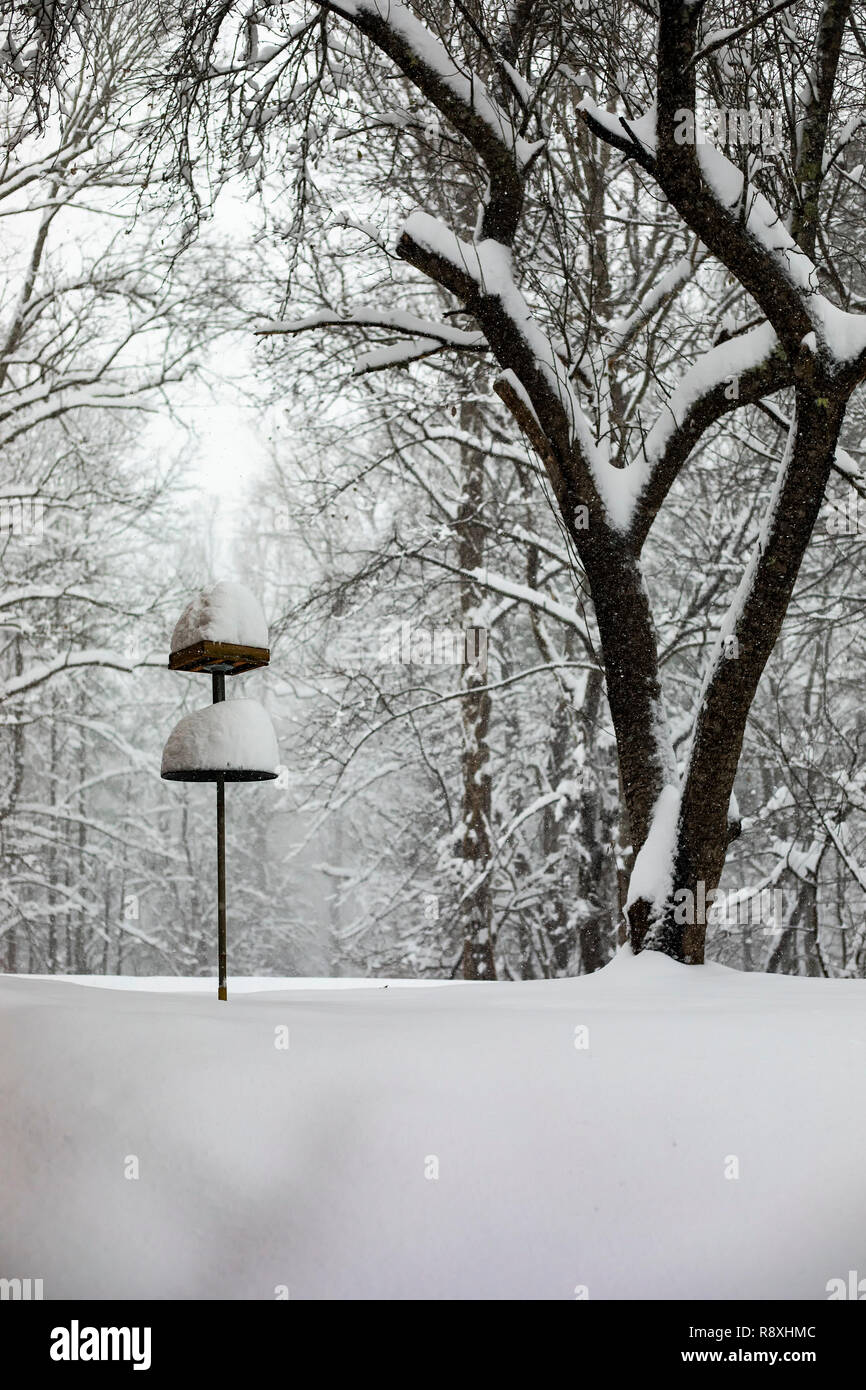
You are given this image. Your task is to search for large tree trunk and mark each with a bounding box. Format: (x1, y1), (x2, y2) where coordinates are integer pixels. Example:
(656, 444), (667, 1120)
(624, 395), (844, 962)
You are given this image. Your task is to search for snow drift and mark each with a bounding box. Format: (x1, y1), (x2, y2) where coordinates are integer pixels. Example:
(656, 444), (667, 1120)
(1, 951), (864, 1299)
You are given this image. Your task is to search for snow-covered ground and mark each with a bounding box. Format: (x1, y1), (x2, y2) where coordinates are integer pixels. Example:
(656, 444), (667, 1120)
(2, 950), (864, 1300)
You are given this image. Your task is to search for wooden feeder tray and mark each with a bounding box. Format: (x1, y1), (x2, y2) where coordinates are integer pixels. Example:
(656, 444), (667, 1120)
(168, 640), (270, 675)
(161, 767), (278, 782)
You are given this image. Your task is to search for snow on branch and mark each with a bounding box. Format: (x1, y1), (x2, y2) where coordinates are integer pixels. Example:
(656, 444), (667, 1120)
(320, 0), (541, 242)
(691, 1), (801, 66)
(628, 323), (789, 543)
(693, 141), (817, 293)
(604, 247), (703, 359)
(579, 86), (866, 371)
(350, 339), (463, 373)
(823, 116), (866, 174)
(0, 588), (124, 612)
(399, 212), (598, 466)
(576, 98), (657, 160)
(322, 0), (539, 166)
(580, 92), (815, 294)
(255, 307), (487, 372)
(643, 323), (780, 469)
(2, 650), (160, 702)
(433, 559), (588, 634)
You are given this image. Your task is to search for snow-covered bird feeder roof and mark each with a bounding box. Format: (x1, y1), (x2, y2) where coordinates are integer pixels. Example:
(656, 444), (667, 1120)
(169, 581), (270, 674)
(161, 700), (279, 782)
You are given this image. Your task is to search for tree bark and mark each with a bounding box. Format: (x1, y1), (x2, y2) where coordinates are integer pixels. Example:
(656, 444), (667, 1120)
(458, 404), (495, 979)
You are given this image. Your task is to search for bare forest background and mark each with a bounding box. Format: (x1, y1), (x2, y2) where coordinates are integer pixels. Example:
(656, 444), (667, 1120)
(2, 0), (866, 981)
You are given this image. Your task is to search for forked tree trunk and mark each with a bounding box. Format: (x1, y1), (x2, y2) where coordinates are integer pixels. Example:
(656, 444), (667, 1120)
(617, 395), (845, 963)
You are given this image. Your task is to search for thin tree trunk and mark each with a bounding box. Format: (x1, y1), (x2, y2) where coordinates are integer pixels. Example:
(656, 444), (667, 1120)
(458, 403), (495, 980)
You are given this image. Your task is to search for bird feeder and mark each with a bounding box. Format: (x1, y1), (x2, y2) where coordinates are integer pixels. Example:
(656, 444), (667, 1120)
(161, 582), (279, 1000)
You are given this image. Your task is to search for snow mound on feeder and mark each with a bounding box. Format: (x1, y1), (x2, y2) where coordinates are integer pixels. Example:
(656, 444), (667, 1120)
(170, 581), (268, 653)
(161, 700), (279, 777)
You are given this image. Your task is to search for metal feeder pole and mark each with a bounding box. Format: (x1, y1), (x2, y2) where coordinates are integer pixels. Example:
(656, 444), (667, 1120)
(213, 670), (227, 1001)
(165, 631), (273, 1005)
